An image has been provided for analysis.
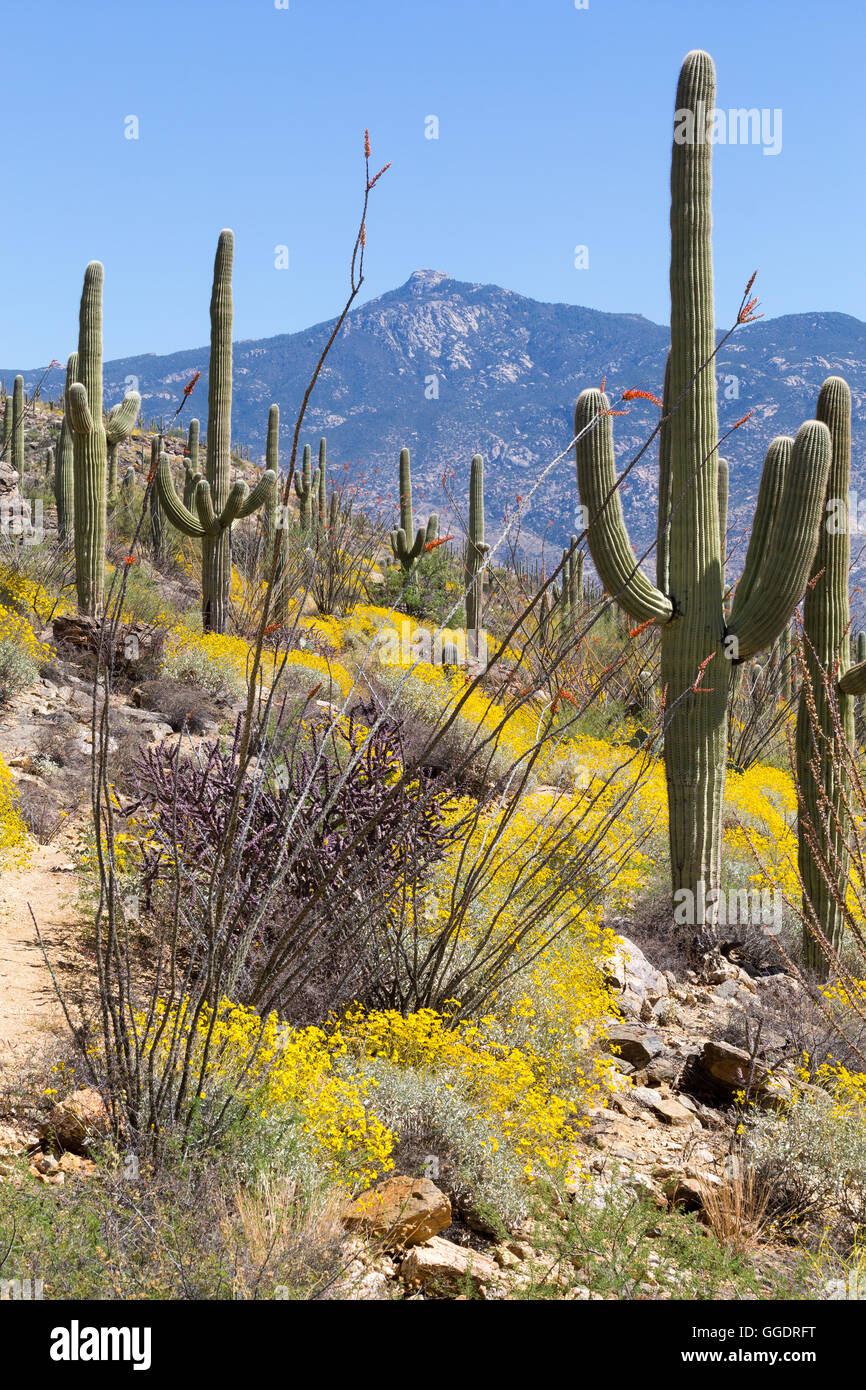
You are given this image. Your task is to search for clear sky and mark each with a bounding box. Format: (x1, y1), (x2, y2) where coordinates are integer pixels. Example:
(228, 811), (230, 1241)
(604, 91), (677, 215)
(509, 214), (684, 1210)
(3, 0), (864, 365)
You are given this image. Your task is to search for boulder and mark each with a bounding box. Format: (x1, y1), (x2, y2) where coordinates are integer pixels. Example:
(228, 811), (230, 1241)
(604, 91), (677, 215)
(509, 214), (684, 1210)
(630, 1088), (697, 1126)
(343, 1176), (451, 1248)
(603, 1026), (663, 1069)
(604, 937), (668, 1018)
(400, 1236), (499, 1293)
(43, 1088), (110, 1156)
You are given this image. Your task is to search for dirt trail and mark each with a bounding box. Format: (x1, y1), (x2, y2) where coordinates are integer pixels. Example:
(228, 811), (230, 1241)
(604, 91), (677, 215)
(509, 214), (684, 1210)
(0, 834), (80, 1077)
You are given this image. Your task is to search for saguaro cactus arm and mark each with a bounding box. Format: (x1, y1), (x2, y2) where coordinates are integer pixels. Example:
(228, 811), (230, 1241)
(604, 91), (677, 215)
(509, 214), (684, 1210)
(106, 395), (140, 446)
(726, 422), (831, 661)
(575, 388), (673, 624)
(157, 453), (207, 536)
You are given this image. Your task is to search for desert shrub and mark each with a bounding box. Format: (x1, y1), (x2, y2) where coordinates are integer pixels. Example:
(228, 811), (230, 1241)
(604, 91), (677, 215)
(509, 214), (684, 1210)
(136, 678), (220, 734)
(160, 628), (249, 702)
(0, 753), (30, 870)
(743, 1067), (866, 1244)
(16, 782), (68, 843)
(0, 635), (37, 701)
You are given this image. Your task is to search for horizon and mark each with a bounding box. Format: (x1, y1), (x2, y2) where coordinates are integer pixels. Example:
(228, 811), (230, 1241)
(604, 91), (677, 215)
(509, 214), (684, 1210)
(2, 0), (865, 363)
(5, 264), (865, 376)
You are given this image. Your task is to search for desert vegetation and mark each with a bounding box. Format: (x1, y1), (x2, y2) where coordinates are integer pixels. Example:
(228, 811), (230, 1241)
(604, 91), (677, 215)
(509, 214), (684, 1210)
(0, 47), (865, 1319)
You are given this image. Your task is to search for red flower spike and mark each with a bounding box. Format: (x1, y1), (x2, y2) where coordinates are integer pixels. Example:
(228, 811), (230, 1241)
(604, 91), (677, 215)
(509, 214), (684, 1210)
(628, 617), (654, 639)
(621, 388), (663, 407)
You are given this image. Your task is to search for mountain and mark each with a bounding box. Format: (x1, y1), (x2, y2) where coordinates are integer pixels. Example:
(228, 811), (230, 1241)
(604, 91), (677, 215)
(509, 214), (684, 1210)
(8, 269), (866, 577)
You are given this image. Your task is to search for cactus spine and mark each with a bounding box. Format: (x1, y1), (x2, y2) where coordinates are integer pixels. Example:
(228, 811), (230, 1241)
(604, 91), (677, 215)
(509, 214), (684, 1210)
(464, 453), (488, 639)
(54, 353), (77, 544)
(156, 231), (276, 633)
(11, 375), (24, 475)
(390, 447), (439, 573)
(575, 52), (832, 939)
(67, 264), (140, 615)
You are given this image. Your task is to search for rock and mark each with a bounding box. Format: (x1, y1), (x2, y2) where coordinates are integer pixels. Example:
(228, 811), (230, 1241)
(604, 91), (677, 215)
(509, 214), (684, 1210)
(680, 1039), (766, 1105)
(605, 937), (668, 1018)
(642, 1054), (682, 1087)
(604, 1026), (663, 1069)
(34, 1154), (59, 1175)
(662, 1174), (713, 1212)
(400, 1236), (499, 1293)
(343, 1176), (451, 1248)
(42, 1088), (110, 1156)
(630, 1088), (697, 1126)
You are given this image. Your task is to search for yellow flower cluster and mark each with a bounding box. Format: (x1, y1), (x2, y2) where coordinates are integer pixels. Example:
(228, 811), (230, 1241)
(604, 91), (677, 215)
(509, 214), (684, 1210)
(0, 753), (31, 871)
(0, 603), (51, 665)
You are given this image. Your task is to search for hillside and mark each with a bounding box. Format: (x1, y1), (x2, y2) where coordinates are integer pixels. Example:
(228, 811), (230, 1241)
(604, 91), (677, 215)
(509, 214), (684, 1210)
(8, 271), (866, 569)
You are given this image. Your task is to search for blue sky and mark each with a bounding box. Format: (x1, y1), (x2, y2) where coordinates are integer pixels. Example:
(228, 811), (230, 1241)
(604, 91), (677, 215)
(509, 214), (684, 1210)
(3, 0), (864, 365)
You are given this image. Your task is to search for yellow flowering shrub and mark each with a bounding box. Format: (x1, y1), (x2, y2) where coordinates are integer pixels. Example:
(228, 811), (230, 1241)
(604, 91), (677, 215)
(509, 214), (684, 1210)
(0, 754), (31, 871)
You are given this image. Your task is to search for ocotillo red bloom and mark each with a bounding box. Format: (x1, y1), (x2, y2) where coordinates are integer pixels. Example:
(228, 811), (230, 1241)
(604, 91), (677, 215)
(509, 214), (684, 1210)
(621, 388), (663, 407)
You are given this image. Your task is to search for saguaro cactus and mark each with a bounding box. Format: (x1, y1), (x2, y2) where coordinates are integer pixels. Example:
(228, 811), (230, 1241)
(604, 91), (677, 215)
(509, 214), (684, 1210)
(316, 438), (327, 527)
(11, 376), (24, 475)
(796, 377), (860, 965)
(156, 231), (276, 632)
(293, 444), (315, 531)
(390, 447), (439, 573)
(67, 264), (140, 615)
(575, 51), (832, 940)
(149, 438), (164, 561)
(464, 453), (489, 638)
(54, 353), (77, 544)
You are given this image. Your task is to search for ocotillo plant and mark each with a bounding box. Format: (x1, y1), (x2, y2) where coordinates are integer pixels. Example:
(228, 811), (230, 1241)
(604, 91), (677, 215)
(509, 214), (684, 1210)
(464, 453), (489, 640)
(389, 447), (439, 573)
(67, 263), (141, 616)
(575, 51), (832, 941)
(182, 419), (201, 509)
(294, 444), (315, 531)
(156, 231), (276, 632)
(54, 353), (77, 544)
(11, 375), (24, 475)
(796, 377), (863, 965)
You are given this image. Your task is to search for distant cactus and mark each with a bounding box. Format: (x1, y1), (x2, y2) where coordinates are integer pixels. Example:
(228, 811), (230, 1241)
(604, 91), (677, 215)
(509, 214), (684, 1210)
(1, 396), (9, 451)
(464, 453), (489, 637)
(156, 231), (275, 633)
(67, 263), (140, 615)
(45, 447), (55, 488)
(54, 353), (77, 544)
(149, 437), (164, 561)
(389, 447), (438, 573)
(294, 444), (315, 531)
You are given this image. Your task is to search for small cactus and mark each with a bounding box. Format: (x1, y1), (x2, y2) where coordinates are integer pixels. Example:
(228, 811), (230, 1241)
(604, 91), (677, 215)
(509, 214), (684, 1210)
(54, 353), (77, 544)
(389, 447), (439, 573)
(293, 444), (315, 531)
(182, 419), (201, 509)
(10, 375), (24, 475)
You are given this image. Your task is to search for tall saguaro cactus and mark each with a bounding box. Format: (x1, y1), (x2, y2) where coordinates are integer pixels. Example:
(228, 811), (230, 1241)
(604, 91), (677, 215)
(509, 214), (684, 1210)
(797, 377), (861, 965)
(390, 447), (439, 573)
(156, 231), (276, 632)
(54, 353), (77, 544)
(575, 51), (832, 941)
(464, 453), (489, 638)
(11, 375), (24, 475)
(67, 263), (140, 616)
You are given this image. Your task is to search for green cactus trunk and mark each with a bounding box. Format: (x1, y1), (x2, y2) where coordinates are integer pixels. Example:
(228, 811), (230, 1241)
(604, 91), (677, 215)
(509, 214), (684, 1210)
(265, 404), (291, 628)
(154, 232), (276, 633)
(464, 453), (488, 641)
(389, 446), (439, 574)
(575, 51), (832, 945)
(149, 437), (164, 561)
(317, 438), (327, 528)
(55, 353), (77, 544)
(11, 376), (24, 475)
(183, 419), (201, 510)
(294, 444), (314, 531)
(67, 265), (140, 616)
(797, 377), (854, 968)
